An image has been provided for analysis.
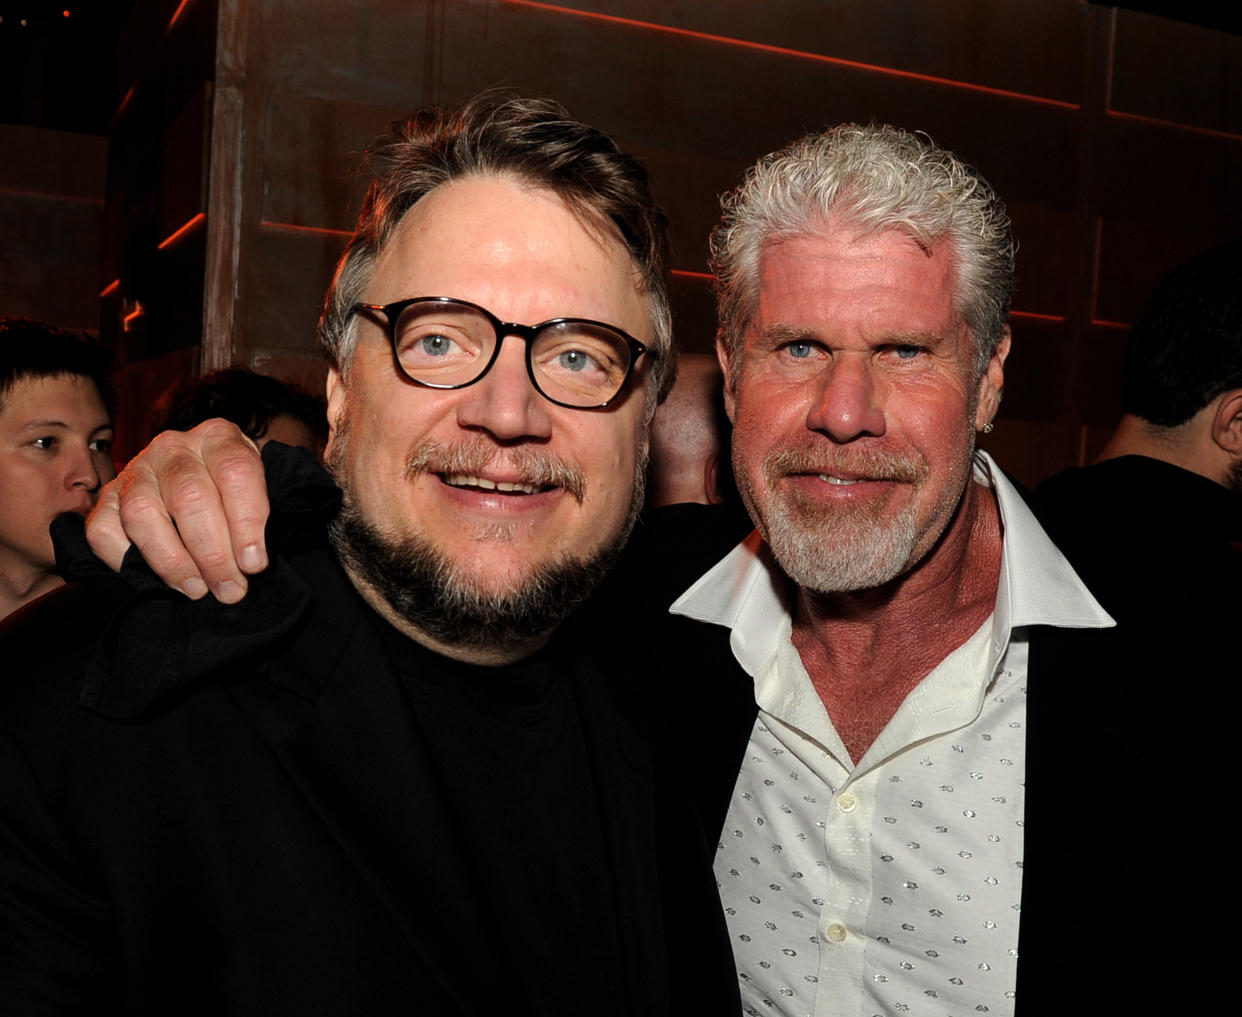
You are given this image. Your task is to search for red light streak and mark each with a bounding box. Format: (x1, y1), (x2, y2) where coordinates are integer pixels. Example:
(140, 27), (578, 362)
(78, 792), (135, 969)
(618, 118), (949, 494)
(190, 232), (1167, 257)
(1010, 310), (1066, 323)
(672, 269), (714, 281)
(503, 1), (1078, 111)
(1107, 109), (1242, 143)
(123, 305), (145, 331)
(0, 186), (102, 205)
(157, 212), (206, 250)
(168, 0), (190, 31)
(113, 84), (136, 122)
(1090, 318), (1131, 329)
(99, 279), (120, 298)
(258, 220), (352, 237)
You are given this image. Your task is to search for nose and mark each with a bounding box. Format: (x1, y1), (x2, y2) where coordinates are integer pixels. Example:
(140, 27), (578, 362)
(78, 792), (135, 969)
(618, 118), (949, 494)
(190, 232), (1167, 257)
(454, 336), (554, 442)
(804, 354), (886, 442)
(65, 444), (106, 496)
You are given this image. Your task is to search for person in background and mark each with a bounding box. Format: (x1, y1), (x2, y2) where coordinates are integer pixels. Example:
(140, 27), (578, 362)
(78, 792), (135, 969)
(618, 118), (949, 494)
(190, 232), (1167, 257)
(0, 316), (114, 621)
(154, 365), (328, 457)
(1034, 238), (1241, 671)
(646, 352), (734, 507)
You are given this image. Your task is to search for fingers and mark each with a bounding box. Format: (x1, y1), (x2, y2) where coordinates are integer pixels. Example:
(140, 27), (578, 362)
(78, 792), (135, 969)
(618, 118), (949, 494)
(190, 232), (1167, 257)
(85, 420), (270, 602)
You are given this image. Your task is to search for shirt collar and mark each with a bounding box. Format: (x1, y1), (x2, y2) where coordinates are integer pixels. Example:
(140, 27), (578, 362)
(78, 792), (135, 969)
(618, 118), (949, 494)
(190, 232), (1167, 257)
(670, 450), (1114, 679)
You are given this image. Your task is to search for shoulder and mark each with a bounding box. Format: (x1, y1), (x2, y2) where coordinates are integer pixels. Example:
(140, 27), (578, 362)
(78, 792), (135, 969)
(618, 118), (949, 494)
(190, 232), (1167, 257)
(623, 502), (753, 611)
(0, 579), (127, 729)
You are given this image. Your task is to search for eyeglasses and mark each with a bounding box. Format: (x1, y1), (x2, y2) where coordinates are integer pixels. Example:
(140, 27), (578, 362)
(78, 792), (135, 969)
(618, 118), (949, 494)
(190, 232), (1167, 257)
(350, 296), (649, 409)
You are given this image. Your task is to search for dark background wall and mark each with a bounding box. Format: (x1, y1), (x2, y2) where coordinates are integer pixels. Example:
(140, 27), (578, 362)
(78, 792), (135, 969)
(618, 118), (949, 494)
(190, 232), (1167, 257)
(2, 0), (1240, 479)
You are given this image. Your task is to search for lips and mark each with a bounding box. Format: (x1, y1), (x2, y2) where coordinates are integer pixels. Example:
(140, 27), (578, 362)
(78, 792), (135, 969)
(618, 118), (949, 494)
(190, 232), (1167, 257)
(405, 436), (586, 503)
(442, 474), (548, 495)
(765, 445), (923, 489)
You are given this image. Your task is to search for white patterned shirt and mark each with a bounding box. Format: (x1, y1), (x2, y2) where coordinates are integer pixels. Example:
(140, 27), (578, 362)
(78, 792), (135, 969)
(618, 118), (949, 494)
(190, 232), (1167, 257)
(670, 452), (1112, 1017)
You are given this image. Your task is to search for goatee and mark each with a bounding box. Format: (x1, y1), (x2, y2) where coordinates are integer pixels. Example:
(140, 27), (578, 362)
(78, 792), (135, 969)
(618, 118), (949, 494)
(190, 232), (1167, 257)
(741, 440), (963, 594)
(327, 430), (645, 655)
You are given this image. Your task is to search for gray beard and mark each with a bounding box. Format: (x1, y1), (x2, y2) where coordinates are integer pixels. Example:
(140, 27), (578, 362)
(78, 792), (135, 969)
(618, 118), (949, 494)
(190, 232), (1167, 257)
(327, 431), (646, 656)
(741, 439), (971, 594)
(763, 491), (921, 593)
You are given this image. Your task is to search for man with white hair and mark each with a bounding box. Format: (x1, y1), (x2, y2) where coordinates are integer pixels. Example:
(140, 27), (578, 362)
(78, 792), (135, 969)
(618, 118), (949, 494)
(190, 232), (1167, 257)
(77, 125), (1173, 1016)
(681, 124), (1115, 1016)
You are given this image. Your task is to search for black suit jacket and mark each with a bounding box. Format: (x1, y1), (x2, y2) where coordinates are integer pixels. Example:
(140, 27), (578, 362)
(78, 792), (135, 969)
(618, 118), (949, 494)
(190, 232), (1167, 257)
(643, 501), (1206, 1016)
(0, 457), (738, 1016)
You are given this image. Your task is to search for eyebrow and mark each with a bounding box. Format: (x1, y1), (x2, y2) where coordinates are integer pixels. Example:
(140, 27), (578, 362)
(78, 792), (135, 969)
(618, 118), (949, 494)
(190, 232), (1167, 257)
(20, 419), (115, 433)
(756, 324), (951, 346)
(756, 323), (818, 345)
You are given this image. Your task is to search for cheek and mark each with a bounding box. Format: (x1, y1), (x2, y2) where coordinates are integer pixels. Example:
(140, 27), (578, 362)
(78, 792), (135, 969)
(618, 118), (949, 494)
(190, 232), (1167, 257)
(732, 382), (803, 458)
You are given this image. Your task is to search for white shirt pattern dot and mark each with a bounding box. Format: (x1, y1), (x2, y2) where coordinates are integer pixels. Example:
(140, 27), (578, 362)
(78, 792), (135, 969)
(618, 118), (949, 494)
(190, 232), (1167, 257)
(671, 452), (1113, 1017)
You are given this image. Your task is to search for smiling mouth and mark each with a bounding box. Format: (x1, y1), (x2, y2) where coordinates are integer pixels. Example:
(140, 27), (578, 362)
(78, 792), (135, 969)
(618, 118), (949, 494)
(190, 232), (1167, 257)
(818, 474), (868, 487)
(442, 473), (552, 495)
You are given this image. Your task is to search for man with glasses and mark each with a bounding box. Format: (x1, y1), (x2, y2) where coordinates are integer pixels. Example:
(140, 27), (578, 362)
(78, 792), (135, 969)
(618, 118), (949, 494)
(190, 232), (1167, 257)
(82, 123), (1153, 1016)
(0, 96), (737, 1015)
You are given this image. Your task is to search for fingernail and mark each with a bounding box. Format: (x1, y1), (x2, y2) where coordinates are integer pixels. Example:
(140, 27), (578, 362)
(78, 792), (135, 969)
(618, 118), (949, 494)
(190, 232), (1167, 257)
(216, 580), (245, 604)
(183, 577), (208, 599)
(239, 544), (266, 572)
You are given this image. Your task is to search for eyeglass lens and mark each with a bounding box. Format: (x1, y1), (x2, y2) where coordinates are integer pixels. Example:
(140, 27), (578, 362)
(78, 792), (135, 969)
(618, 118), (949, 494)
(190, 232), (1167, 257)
(392, 300), (635, 407)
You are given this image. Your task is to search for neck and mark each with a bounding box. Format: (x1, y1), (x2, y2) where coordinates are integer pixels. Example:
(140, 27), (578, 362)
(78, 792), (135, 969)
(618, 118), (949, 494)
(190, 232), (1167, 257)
(791, 480), (1004, 764)
(344, 564), (553, 667)
(1097, 412), (1228, 487)
(0, 565), (64, 624)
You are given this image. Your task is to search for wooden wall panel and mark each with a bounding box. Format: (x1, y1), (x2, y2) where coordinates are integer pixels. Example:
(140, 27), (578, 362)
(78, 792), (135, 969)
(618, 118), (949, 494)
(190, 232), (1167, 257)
(0, 125), (106, 330)
(527, 0), (1089, 103)
(90, 0), (1242, 485)
(1111, 9), (1242, 133)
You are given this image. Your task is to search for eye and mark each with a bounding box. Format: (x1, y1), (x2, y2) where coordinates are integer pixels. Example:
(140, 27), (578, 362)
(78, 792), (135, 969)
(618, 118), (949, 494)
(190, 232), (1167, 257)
(556, 348), (601, 373)
(417, 333), (458, 357)
(891, 344), (924, 361)
(90, 437), (114, 455)
(30, 436), (56, 451)
(786, 340), (816, 359)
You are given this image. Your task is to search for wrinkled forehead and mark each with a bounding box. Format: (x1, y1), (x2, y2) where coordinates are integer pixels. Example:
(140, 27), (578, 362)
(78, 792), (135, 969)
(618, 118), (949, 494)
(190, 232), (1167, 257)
(374, 175), (646, 300)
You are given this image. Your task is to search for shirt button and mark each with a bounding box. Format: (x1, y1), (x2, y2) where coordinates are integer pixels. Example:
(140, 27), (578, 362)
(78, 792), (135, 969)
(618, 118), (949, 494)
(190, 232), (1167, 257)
(826, 923), (848, 943)
(836, 790), (859, 813)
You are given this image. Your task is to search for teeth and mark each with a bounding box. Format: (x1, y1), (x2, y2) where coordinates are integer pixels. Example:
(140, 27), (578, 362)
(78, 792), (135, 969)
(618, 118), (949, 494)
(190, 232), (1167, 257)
(819, 474), (864, 486)
(445, 473), (540, 494)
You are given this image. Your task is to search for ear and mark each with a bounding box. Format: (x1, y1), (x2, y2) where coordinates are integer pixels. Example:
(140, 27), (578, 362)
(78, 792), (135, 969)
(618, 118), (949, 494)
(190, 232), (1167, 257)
(325, 366), (345, 438)
(1210, 387), (1242, 457)
(715, 336), (737, 424)
(704, 451), (723, 506)
(975, 326), (1011, 431)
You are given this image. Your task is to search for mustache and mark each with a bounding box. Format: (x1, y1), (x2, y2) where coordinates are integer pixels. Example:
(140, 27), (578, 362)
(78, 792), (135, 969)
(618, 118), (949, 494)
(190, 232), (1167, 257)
(403, 437), (587, 503)
(763, 444), (924, 487)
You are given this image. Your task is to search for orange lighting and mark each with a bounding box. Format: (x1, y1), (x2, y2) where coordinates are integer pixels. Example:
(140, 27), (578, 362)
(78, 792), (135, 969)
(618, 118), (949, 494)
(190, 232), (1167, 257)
(100, 279), (121, 298)
(114, 84), (137, 122)
(1090, 318), (1131, 329)
(122, 303), (146, 332)
(168, 0), (191, 30)
(259, 220), (352, 238)
(1107, 109), (1242, 143)
(504, 1), (1079, 111)
(157, 212), (206, 250)
(0, 186), (102, 205)
(1010, 310), (1066, 323)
